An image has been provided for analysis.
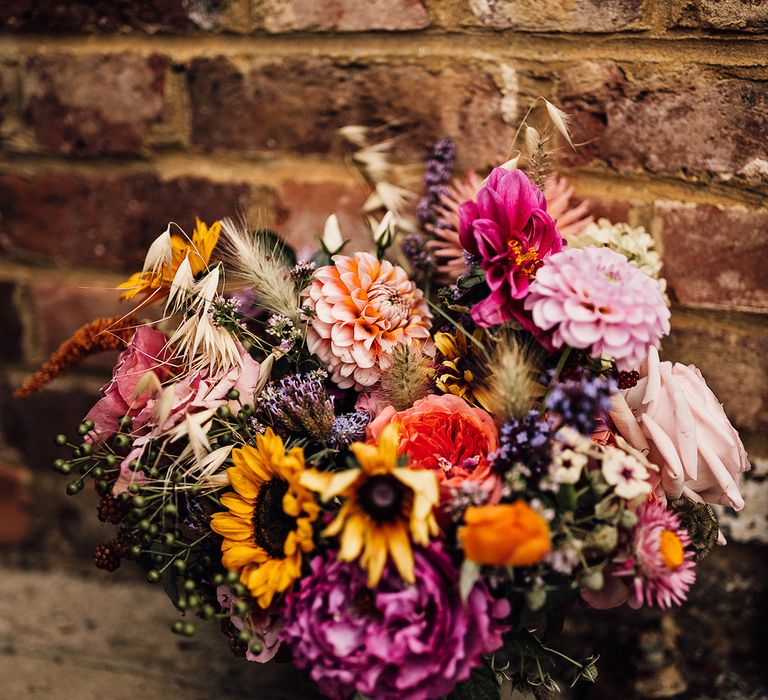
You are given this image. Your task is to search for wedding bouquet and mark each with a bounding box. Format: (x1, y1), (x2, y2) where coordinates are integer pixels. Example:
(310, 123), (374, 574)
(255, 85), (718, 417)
(19, 99), (750, 699)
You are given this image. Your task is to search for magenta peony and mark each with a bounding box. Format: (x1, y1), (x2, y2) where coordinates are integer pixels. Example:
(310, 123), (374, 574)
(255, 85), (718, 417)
(609, 346), (749, 510)
(305, 252), (432, 390)
(85, 327), (172, 439)
(459, 168), (563, 328)
(281, 544), (509, 700)
(524, 246), (670, 370)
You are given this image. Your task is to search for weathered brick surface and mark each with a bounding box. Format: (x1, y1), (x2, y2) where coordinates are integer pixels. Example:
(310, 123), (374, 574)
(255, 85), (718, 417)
(661, 310), (768, 435)
(654, 201), (768, 311)
(0, 461), (31, 545)
(673, 0), (768, 31)
(0, 63), (15, 145)
(23, 53), (167, 156)
(0, 282), (23, 363)
(187, 58), (513, 169)
(275, 180), (372, 253)
(259, 0), (430, 32)
(558, 62), (768, 183)
(0, 172), (255, 269)
(0, 0), (233, 33)
(30, 281), (137, 372)
(468, 0), (650, 31)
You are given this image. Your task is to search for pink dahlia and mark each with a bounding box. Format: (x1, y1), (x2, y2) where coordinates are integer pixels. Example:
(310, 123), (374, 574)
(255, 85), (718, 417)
(616, 500), (696, 610)
(306, 252), (432, 390)
(459, 168), (564, 328)
(281, 544), (509, 700)
(524, 246), (670, 370)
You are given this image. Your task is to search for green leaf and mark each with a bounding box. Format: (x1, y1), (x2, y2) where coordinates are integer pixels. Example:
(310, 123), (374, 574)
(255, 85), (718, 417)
(447, 661), (500, 700)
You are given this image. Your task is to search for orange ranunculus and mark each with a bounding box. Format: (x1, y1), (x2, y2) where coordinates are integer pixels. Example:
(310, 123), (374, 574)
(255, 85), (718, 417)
(367, 394), (499, 494)
(459, 501), (552, 567)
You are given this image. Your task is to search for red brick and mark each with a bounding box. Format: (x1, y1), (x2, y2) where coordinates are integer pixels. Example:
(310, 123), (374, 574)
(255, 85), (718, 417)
(260, 0), (429, 31)
(661, 310), (768, 435)
(0, 282), (23, 363)
(654, 201), (768, 311)
(673, 0), (768, 30)
(275, 180), (372, 254)
(24, 53), (167, 156)
(557, 62), (768, 182)
(0, 0), (233, 33)
(29, 281), (145, 372)
(187, 58), (513, 170)
(468, 0), (649, 31)
(0, 62), (15, 146)
(0, 462), (31, 546)
(0, 171), (256, 270)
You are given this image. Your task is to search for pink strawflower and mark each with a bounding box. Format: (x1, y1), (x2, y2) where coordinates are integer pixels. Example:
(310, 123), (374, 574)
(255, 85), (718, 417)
(459, 168), (564, 328)
(524, 246), (670, 370)
(616, 500), (697, 610)
(306, 252), (432, 390)
(426, 171), (483, 281)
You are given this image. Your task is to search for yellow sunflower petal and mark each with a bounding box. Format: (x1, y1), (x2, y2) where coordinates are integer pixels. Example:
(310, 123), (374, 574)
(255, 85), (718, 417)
(434, 331), (457, 358)
(394, 467), (439, 505)
(384, 523), (415, 584)
(210, 512), (253, 541)
(301, 468), (361, 501)
(232, 447), (271, 483)
(338, 512), (366, 562)
(349, 442), (381, 473)
(226, 465), (260, 499)
(222, 544), (266, 569)
(377, 423), (401, 467)
(363, 527), (389, 588)
(323, 501), (352, 538)
(219, 492), (254, 517)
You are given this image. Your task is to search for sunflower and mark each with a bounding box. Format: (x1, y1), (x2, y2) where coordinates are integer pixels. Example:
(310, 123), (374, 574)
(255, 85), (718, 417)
(117, 217), (221, 302)
(301, 423), (439, 588)
(210, 429), (319, 608)
(434, 329), (493, 410)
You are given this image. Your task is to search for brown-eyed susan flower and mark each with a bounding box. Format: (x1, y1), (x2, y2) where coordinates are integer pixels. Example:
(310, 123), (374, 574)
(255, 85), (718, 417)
(210, 429), (319, 608)
(300, 423), (439, 588)
(459, 501), (551, 567)
(434, 329), (492, 410)
(117, 217), (221, 303)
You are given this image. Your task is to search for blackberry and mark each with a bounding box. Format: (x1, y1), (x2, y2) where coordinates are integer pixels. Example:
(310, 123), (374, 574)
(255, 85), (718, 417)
(221, 619), (247, 658)
(97, 493), (127, 524)
(93, 543), (121, 572)
(616, 369), (640, 390)
(113, 527), (141, 560)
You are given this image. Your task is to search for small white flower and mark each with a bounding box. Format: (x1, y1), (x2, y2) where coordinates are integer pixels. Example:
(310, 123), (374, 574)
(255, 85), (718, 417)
(552, 447), (589, 484)
(369, 210), (396, 247)
(601, 447), (652, 500)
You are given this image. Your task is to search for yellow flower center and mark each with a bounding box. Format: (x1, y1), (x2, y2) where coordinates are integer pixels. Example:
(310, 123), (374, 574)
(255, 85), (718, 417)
(659, 529), (684, 570)
(507, 239), (542, 280)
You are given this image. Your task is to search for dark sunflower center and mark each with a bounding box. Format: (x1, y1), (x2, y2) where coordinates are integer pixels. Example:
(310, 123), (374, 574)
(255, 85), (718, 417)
(253, 478), (296, 559)
(358, 474), (405, 523)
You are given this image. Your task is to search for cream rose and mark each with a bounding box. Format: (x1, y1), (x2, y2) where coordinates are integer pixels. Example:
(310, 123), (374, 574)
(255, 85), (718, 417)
(609, 346), (749, 510)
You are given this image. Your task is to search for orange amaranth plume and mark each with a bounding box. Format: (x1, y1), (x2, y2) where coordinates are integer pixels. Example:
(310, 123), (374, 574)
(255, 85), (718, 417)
(15, 316), (139, 398)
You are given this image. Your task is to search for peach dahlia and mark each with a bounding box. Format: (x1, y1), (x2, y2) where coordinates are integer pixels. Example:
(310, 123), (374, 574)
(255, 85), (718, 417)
(305, 252), (432, 390)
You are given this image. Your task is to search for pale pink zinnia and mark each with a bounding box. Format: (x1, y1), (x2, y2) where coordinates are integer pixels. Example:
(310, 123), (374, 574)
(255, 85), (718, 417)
(616, 500), (696, 610)
(306, 252), (432, 390)
(525, 246), (670, 370)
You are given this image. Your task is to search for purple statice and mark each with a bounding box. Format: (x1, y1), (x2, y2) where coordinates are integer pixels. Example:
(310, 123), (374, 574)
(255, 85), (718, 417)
(546, 374), (618, 435)
(417, 138), (456, 227)
(258, 372), (335, 442)
(326, 411), (370, 450)
(282, 544), (509, 700)
(265, 313), (302, 354)
(492, 410), (554, 477)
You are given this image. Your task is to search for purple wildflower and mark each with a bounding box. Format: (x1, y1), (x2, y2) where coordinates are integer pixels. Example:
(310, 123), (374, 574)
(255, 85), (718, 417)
(546, 374), (618, 435)
(259, 373), (335, 441)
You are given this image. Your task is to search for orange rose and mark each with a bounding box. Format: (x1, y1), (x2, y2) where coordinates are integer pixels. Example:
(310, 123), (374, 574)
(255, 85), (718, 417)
(459, 501), (552, 567)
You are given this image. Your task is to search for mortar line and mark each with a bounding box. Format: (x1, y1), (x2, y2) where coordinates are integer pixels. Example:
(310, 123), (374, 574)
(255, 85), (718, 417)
(1, 31), (767, 68)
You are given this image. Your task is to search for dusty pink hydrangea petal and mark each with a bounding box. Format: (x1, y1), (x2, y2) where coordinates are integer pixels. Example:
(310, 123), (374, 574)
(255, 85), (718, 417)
(525, 246), (670, 370)
(609, 346), (749, 511)
(217, 586), (283, 663)
(305, 252), (432, 390)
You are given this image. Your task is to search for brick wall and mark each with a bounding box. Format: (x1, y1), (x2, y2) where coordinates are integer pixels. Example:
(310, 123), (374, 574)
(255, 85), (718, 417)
(1, 0), (766, 594)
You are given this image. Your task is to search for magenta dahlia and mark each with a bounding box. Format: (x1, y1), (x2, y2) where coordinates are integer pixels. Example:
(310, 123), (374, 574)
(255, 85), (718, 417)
(281, 544), (509, 700)
(458, 168), (564, 328)
(616, 500), (696, 610)
(524, 245), (670, 370)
